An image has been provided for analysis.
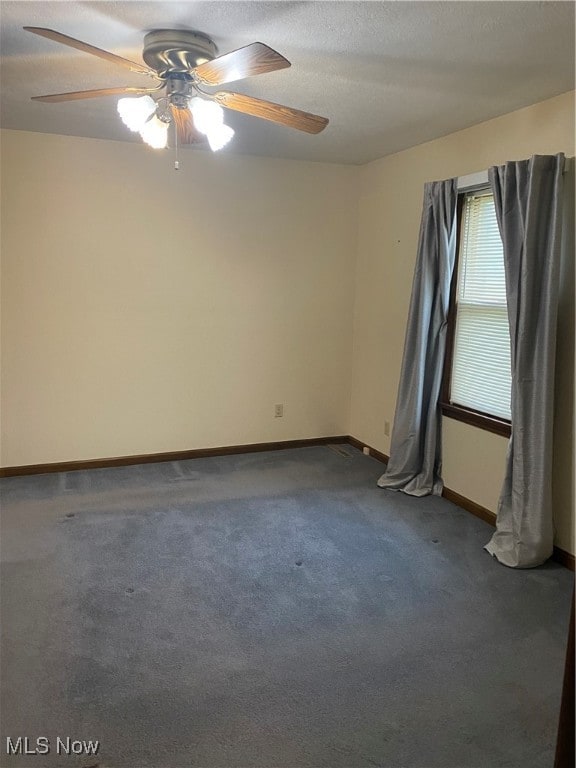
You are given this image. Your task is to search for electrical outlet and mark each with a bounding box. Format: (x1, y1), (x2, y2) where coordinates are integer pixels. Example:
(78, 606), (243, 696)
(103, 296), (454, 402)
(384, 420), (390, 436)
(363, 446), (370, 456)
(274, 404), (284, 418)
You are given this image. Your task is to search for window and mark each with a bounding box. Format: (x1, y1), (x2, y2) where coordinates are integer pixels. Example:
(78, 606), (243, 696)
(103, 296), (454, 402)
(441, 189), (512, 437)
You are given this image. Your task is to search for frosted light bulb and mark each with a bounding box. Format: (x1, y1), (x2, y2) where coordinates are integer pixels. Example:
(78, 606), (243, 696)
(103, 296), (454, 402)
(207, 123), (235, 152)
(139, 115), (169, 149)
(189, 97), (224, 135)
(117, 95), (156, 132)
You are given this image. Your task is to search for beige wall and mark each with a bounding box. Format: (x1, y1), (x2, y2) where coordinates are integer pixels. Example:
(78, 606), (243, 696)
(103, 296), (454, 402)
(0, 130), (358, 465)
(350, 90), (575, 553)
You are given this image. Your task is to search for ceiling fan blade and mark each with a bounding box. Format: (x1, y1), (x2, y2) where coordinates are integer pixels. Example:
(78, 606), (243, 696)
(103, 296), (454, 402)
(31, 86), (162, 103)
(170, 105), (205, 144)
(213, 92), (329, 134)
(192, 42), (290, 86)
(23, 27), (155, 77)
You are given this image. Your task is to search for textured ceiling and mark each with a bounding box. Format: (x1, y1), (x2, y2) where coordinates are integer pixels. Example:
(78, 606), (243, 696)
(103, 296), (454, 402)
(1, 1), (574, 165)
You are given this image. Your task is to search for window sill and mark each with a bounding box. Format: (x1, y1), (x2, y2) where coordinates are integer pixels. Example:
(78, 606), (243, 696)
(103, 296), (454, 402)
(440, 402), (511, 438)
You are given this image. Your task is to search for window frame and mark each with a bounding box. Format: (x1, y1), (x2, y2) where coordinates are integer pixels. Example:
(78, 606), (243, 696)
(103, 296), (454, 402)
(440, 189), (512, 439)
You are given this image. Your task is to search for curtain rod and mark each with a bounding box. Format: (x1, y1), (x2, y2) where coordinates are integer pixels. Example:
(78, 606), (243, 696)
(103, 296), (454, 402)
(458, 156), (572, 191)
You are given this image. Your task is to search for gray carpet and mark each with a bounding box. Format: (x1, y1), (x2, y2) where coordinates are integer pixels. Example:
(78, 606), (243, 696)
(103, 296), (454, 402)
(0, 446), (573, 768)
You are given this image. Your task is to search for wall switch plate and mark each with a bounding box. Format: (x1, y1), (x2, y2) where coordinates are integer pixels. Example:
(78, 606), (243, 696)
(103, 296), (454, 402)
(384, 421), (390, 436)
(274, 404), (284, 418)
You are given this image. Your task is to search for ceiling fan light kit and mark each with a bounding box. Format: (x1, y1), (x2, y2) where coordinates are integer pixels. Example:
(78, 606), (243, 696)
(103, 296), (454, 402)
(116, 92), (234, 151)
(25, 25), (329, 162)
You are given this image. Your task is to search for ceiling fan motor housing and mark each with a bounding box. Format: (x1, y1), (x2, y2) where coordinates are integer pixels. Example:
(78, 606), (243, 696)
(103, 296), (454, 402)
(142, 30), (218, 77)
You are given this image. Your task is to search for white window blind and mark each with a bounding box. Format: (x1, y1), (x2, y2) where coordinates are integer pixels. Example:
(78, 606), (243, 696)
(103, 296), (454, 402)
(450, 191), (512, 420)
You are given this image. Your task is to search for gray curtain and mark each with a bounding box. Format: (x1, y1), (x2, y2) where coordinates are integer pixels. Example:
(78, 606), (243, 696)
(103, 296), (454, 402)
(485, 154), (565, 568)
(378, 179), (458, 496)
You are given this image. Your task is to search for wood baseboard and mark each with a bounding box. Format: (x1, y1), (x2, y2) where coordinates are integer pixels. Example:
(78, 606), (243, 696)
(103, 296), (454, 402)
(348, 435), (575, 572)
(441, 487), (497, 526)
(442, 488), (575, 571)
(551, 547), (576, 572)
(347, 435), (390, 464)
(0, 436), (349, 478)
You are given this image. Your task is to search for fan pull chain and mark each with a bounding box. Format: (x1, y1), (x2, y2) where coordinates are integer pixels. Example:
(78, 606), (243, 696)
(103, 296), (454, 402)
(174, 117), (180, 171)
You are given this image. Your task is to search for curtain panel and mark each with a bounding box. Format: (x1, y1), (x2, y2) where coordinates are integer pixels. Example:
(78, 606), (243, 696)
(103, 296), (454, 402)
(378, 179), (458, 496)
(485, 154), (565, 568)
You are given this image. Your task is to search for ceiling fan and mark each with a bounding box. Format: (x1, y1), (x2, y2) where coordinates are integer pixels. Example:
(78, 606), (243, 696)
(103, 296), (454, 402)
(24, 27), (329, 152)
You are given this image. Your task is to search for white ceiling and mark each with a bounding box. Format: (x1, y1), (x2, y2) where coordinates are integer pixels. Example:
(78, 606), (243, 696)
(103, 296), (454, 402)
(1, 1), (574, 165)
